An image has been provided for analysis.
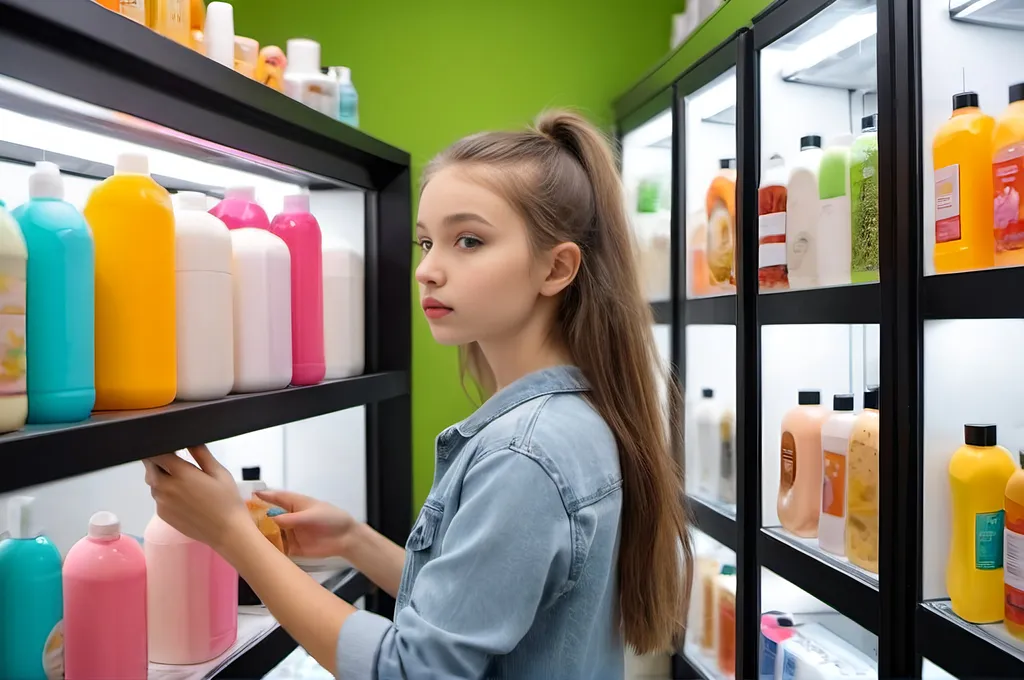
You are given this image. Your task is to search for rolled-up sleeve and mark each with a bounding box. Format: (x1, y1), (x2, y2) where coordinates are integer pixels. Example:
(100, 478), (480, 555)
(335, 448), (573, 679)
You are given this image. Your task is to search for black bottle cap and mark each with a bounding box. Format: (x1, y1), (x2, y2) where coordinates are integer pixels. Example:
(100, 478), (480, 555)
(833, 394), (854, 411)
(863, 386), (880, 410)
(965, 424), (997, 447)
(719, 158), (736, 170)
(800, 135), (822, 150)
(1018, 450), (1024, 469)
(798, 390), (820, 406)
(861, 114), (878, 132)
(702, 388), (714, 398)
(242, 466), (261, 481)
(1010, 82), (1024, 104)
(953, 91), (979, 111)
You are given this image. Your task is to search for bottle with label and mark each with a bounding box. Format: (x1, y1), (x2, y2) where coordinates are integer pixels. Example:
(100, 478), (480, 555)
(119, 0), (145, 23)
(758, 153), (789, 290)
(947, 424), (1015, 623)
(12, 163), (95, 424)
(284, 39), (339, 117)
(63, 512), (148, 680)
(933, 91), (996, 273)
(174, 192), (233, 401)
(84, 152), (176, 411)
(323, 243), (365, 379)
(0, 200), (27, 433)
(846, 387), (881, 572)
(0, 497), (63, 680)
(993, 82), (1024, 267)
(778, 390), (829, 537)
(706, 158), (737, 291)
(819, 394), (856, 556)
(147, 0), (190, 45)
(329, 66), (360, 127)
(1004, 451), (1024, 640)
(716, 565), (737, 676)
(818, 134), (854, 287)
(719, 407), (736, 505)
(850, 114), (880, 282)
(786, 135), (824, 289)
(695, 388), (723, 500)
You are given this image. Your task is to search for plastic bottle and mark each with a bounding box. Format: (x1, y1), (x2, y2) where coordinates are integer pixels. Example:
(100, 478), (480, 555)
(719, 407), (736, 505)
(202, 1), (233, 68)
(284, 39), (339, 117)
(846, 387), (881, 572)
(144, 514), (237, 664)
(0, 497), (63, 680)
(209, 186), (271, 232)
(119, 0), (145, 23)
(777, 390), (829, 537)
(0, 201), (28, 433)
(716, 564), (737, 676)
(236, 465), (268, 500)
(932, 92), (996, 273)
(63, 511), (147, 680)
(147, 0), (190, 46)
(705, 158), (737, 291)
(947, 424), (1015, 623)
(850, 114), (880, 282)
(786, 135), (824, 289)
(12, 162), (95, 424)
(695, 388), (722, 500)
(819, 393), (856, 556)
(229, 229), (292, 392)
(993, 82), (1024, 268)
(174, 192), (233, 401)
(84, 152), (176, 410)
(758, 153), (789, 290)
(271, 195), (325, 386)
(818, 134), (854, 287)
(323, 243), (365, 379)
(329, 66), (360, 127)
(1004, 450), (1024, 640)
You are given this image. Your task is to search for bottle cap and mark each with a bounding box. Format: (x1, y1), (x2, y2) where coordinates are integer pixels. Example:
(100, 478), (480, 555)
(6, 496), (41, 539)
(225, 186), (256, 202)
(797, 390), (820, 406)
(965, 424), (997, 447)
(719, 158), (736, 170)
(702, 388), (713, 398)
(767, 153), (785, 168)
(176, 191), (209, 211)
(29, 161), (64, 200)
(720, 564), (736, 576)
(833, 394), (854, 411)
(115, 152), (149, 175)
(952, 91), (979, 111)
(282, 194), (310, 213)
(335, 66), (352, 85)
(860, 113), (878, 132)
(1010, 82), (1024, 104)
(1019, 450), (1024, 469)
(800, 135), (822, 150)
(863, 386), (879, 410)
(286, 38), (322, 74)
(242, 466), (262, 481)
(88, 511), (121, 540)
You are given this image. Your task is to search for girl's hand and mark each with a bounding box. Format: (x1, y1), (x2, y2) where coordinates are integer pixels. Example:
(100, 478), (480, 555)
(255, 489), (358, 559)
(143, 445), (253, 553)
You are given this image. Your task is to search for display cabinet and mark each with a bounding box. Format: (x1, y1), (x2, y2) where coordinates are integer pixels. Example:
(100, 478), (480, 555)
(0, 1), (411, 677)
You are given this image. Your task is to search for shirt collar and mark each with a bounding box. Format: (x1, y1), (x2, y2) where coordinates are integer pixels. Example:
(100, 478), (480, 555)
(454, 365), (589, 437)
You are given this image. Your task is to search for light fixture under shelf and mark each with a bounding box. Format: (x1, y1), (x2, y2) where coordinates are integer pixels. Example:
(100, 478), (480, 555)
(780, 9), (878, 91)
(950, 0), (1024, 30)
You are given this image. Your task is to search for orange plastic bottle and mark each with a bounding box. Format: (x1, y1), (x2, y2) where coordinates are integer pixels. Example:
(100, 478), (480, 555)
(1004, 450), (1024, 640)
(993, 82), (1024, 268)
(933, 91), (995, 273)
(84, 153), (176, 410)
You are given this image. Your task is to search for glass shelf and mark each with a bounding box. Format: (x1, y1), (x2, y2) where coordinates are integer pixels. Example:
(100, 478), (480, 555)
(950, 0), (1024, 30)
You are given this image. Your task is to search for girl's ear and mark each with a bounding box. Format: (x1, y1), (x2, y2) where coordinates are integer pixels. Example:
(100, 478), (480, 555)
(540, 241), (581, 297)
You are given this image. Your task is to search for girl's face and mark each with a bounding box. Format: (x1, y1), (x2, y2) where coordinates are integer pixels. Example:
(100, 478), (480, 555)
(415, 166), (549, 346)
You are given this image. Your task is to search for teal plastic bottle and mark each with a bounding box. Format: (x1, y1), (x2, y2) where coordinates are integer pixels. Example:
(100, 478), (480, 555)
(12, 162), (95, 424)
(0, 496), (64, 680)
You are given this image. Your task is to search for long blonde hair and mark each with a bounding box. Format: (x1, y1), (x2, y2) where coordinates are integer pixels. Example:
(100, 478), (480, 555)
(422, 110), (693, 653)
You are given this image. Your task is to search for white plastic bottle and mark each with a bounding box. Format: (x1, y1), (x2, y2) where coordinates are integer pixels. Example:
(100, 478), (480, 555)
(786, 135), (824, 289)
(236, 466), (268, 500)
(284, 39), (339, 117)
(323, 243), (364, 379)
(819, 393), (857, 555)
(229, 228), (292, 393)
(817, 134), (854, 287)
(695, 388), (723, 500)
(174, 192), (233, 401)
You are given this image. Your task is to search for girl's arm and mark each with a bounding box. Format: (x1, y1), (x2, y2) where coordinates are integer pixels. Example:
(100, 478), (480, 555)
(339, 522), (407, 599)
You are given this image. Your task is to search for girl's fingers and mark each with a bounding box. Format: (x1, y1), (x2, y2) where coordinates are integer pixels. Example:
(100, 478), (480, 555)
(255, 489), (298, 510)
(149, 452), (192, 475)
(187, 444), (222, 475)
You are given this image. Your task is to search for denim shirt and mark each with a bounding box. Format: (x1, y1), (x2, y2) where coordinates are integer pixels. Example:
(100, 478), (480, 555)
(336, 365), (624, 679)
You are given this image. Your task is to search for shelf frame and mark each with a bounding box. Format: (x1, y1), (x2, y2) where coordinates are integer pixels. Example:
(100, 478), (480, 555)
(757, 283), (881, 326)
(689, 496), (738, 551)
(683, 295), (738, 326)
(916, 602), (1024, 679)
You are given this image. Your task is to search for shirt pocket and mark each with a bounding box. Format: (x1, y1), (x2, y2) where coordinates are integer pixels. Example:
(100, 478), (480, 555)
(396, 497), (445, 610)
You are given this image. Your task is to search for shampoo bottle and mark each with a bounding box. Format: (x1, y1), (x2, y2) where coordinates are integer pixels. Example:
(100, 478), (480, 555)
(63, 512), (148, 680)
(270, 194), (325, 386)
(850, 114), (880, 282)
(947, 424), (1015, 623)
(695, 388), (722, 500)
(329, 66), (360, 127)
(0, 200), (27, 433)
(758, 153), (789, 290)
(12, 162), (95, 424)
(1004, 450), (1024, 640)
(209, 186), (271, 232)
(84, 152), (176, 411)
(846, 387), (881, 572)
(819, 393), (856, 556)
(323, 243), (365, 379)
(283, 39), (338, 117)
(719, 407), (736, 505)
(705, 158), (737, 291)
(174, 192), (233, 401)
(993, 82), (1024, 268)
(777, 390), (829, 537)
(818, 134), (854, 287)
(147, 0), (190, 45)
(785, 135), (824, 289)
(0, 497), (63, 680)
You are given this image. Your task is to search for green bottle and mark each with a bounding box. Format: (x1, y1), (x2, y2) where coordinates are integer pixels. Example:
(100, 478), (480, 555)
(850, 114), (879, 283)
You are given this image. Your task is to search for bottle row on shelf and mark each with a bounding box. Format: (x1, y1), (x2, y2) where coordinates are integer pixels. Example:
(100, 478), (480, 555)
(0, 153), (364, 434)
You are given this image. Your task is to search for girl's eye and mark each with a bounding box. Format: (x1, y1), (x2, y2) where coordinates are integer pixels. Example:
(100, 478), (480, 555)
(415, 239), (432, 253)
(457, 236), (482, 249)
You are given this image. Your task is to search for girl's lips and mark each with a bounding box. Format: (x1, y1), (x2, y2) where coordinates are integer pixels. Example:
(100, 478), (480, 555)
(424, 307), (452, 319)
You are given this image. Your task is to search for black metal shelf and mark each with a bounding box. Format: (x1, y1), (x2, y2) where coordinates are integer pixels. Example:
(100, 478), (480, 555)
(917, 602), (1024, 679)
(0, 372), (408, 494)
(651, 300), (673, 325)
(758, 283), (881, 325)
(689, 495), (737, 551)
(684, 295), (737, 325)
(923, 267), (1024, 320)
(758, 528), (878, 634)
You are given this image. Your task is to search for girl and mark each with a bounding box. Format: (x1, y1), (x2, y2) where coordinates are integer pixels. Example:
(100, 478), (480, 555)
(144, 109), (692, 679)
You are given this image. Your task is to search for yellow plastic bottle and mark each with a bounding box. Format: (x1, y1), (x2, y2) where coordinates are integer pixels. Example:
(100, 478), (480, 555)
(84, 153), (176, 410)
(1003, 451), (1024, 640)
(147, 0), (190, 46)
(993, 82), (1024, 268)
(933, 91), (995, 273)
(948, 424), (1016, 624)
(846, 388), (880, 572)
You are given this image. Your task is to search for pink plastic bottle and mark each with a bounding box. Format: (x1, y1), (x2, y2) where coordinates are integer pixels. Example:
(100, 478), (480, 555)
(144, 514), (238, 664)
(209, 186), (271, 231)
(270, 194), (325, 385)
(63, 511), (147, 680)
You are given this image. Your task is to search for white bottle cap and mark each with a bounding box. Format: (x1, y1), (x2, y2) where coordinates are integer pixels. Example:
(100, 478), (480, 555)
(286, 38), (322, 74)
(282, 194), (310, 213)
(176, 191), (209, 211)
(6, 496), (41, 540)
(115, 152), (149, 176)
(29, 161), (64, 200)
(225, 186), (256, 202)
(334, 66), (352, 85)
(88, 511), (121, 540)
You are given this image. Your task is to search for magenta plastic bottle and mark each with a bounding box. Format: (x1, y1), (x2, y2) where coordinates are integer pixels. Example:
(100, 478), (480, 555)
(208, 186), (270, 231)
(270, 194), (325, 385)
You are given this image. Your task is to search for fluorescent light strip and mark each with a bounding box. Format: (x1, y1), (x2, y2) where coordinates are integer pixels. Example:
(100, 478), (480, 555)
(782, 10), (877, 79)
(951, 0), (999, 18)
(689, 74), (737, 124)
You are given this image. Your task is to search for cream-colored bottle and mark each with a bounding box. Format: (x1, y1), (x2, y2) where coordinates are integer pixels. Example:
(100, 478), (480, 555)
(778, 390), (830, 537)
